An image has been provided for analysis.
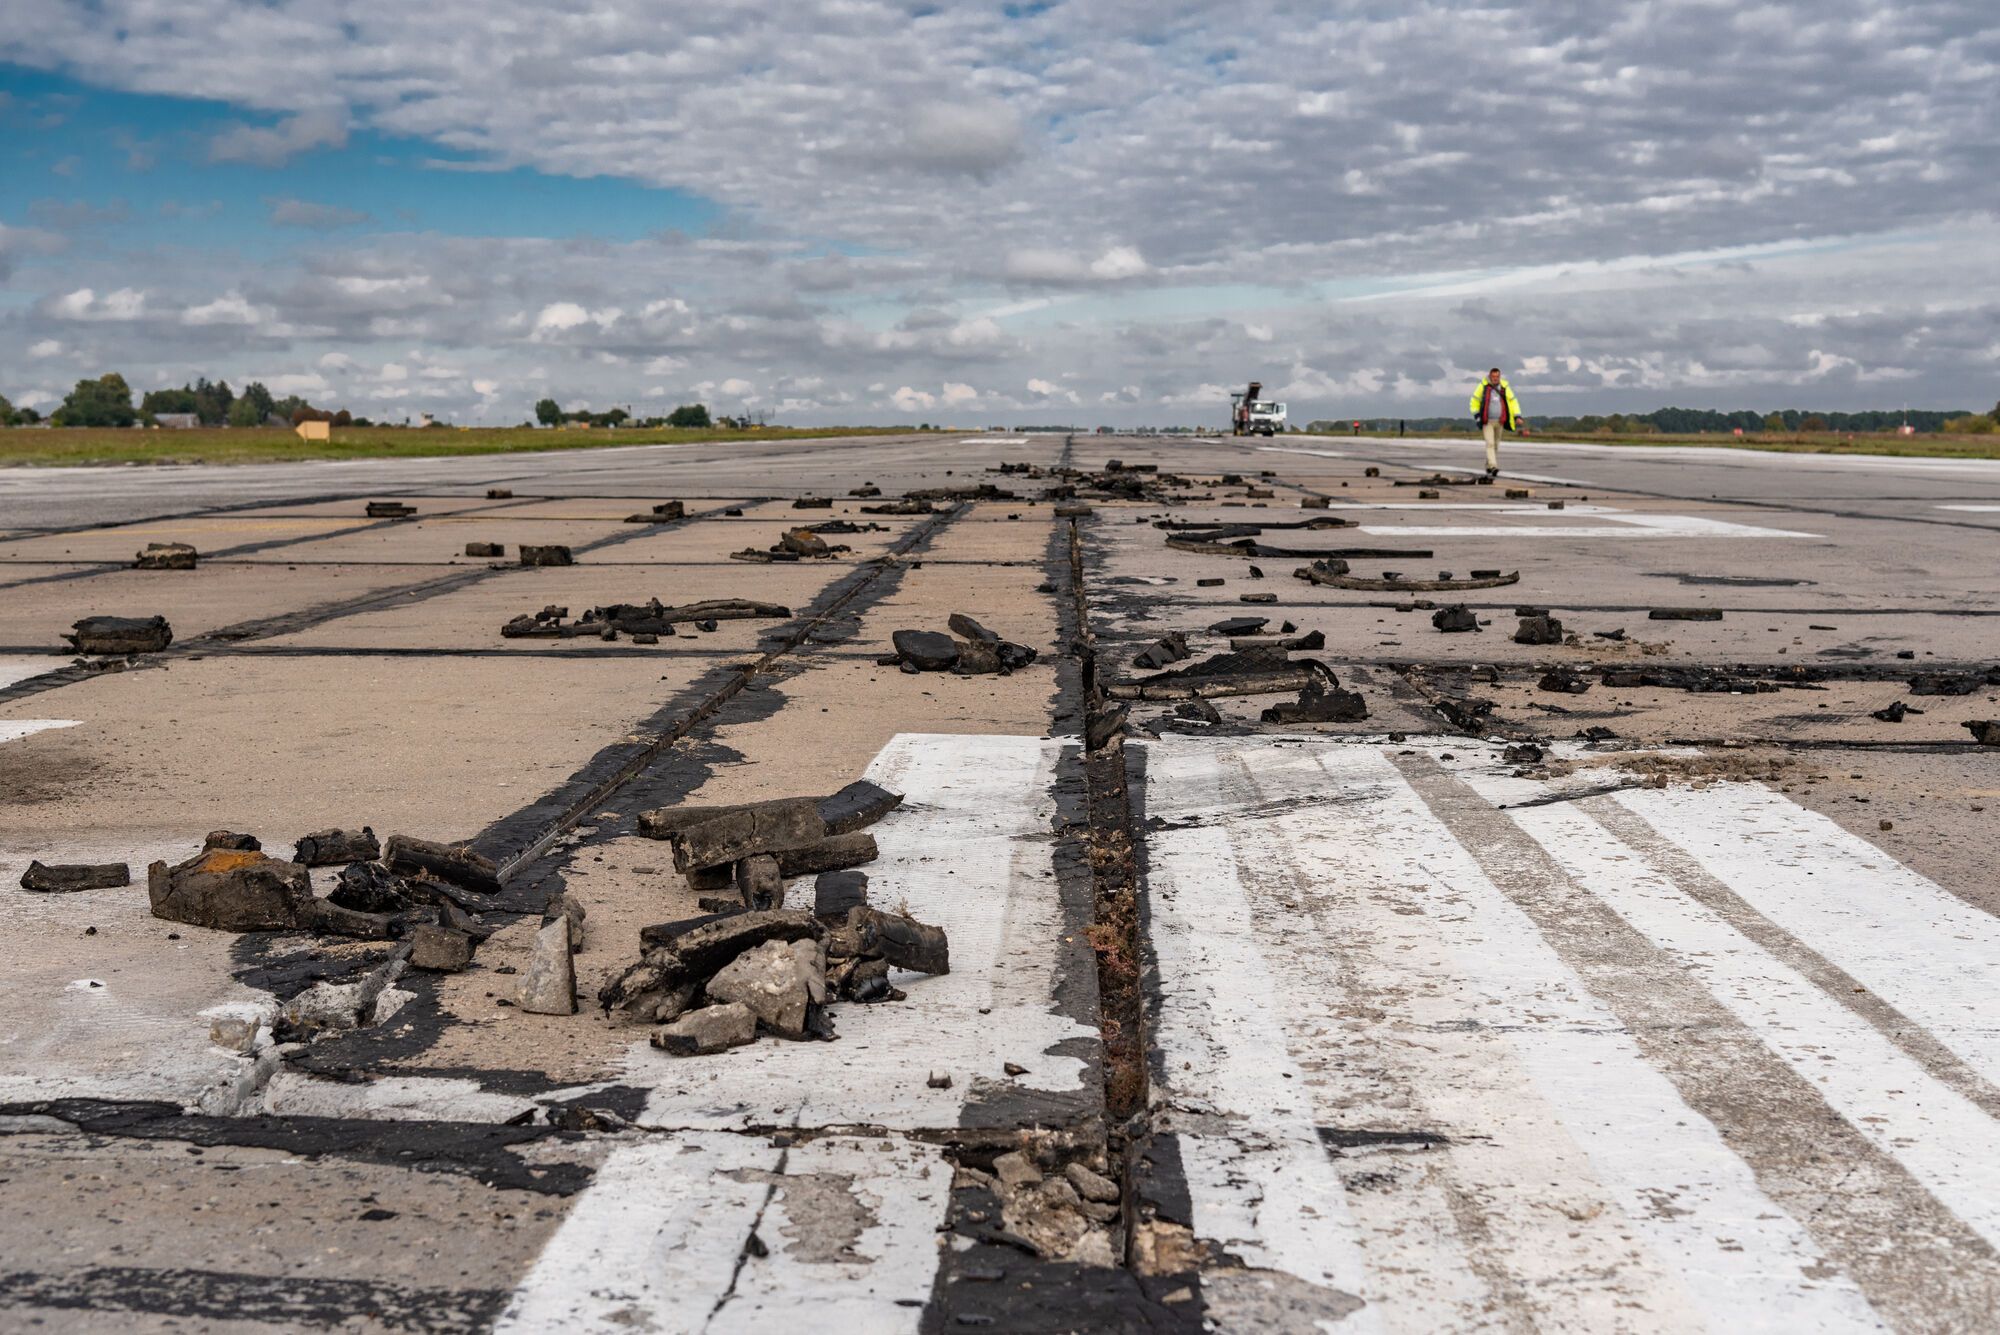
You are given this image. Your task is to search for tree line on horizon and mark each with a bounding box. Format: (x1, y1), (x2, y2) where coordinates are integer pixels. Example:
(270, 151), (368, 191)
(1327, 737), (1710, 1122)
(0, 373), (364, 429)
(1309, 404), (2000, 435)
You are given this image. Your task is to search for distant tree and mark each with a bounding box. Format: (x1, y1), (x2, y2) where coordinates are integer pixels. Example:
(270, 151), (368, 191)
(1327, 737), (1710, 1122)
(14, 404), (41, 424)
(1990, 399), (2000, 425)
(667, 403), (710, 428)
(332, 408), (352, 427)
(535, 397), (563, 426)
(1799, 414), (1829, 432)
(55, 373), (138, 427)
(191, 377), (234, 426)
(141, 386), (199, 416)
(0, 393), (13, 426)
(291, 406), (334, 425)
(239, 381), (276, 423)
(227, 397), (264, 428)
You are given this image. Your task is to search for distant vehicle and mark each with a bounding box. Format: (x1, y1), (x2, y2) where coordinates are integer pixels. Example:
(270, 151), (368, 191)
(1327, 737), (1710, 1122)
(1230, 382), (1287, 436)
(1096, 426), (1115, 434)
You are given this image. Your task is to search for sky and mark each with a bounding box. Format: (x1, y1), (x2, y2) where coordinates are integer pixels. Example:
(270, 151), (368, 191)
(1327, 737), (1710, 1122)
(2, 0), (1996, 428)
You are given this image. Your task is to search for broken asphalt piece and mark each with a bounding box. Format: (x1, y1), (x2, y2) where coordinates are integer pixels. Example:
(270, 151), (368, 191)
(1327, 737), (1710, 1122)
(133, 542), (197, 571)
(20, 861), (130, 893)
(892, 629), (959, 671)
(1909, 674), (1981, 696)
(327, 860), (427, 915)
(814, 869), (869, 920)
(1175, 698), (1223, 723)
(1965, 721), (2000, 745)
(611, 910), (823, 1019)
(850, 484), (882, 497)
(1086, 702), (1129, 752)
(827, 905), (950, 975)
(949, 612), (999, 643)
(148, 847), (385, 937)
(1431, 606), (1480, 633)
(779, 527), (835, 557)
(1505, 488), (1532, 499)
(1649, 608), (1722, 621)
(818, 779), (903, 834)
(1364, 466), (1381, 477)
(366, 501), (416, 519)
(624, 501), (686, 524)
(293, 826), (379, 867)
(652, 1001), (758, 1055)
(486, 488), (513, 499)
(518, 544), (574, 567)
(1593, 628), (1628, 641)
(517, 915), (577, 1015)
(204, 830), (261, 852)
(1132, 632), (1191, 670)
(706, 938), (823, 1039)
(465, 542), (504, 558)
(791, 496), (834, 509)
(1208, 616), (1268, 636)
(1054, 503), (1093, 518)
(1417, 489), (1440, 500)
(408, 924), (473, 972)
(1502, 742), (1545, 764)
(928, 1070), (953, 1089)
(382, 835), (501, 894)
(1229, 629), (1325, 653)
(1262, 681), (1368, 724)
(1300, 496), (1331, 509)
(1539, 668), (1591, 694)
(1297, 559), (1519, 592)
(671, 799), (826, 873)
(734, 854), (782, 911)
(861, 499), (935, 515)
(1110, 651), (1335, 702)
(1547, 500), (1565, 510)
(1576, 725), (1618, 742)
(1248, 565), (1265, 579)
(1871, 700), (1921, 722)
(1196, 578), (1225, 588)
(64, 615), (172, 655)
(1514, 614), (1564, 645)
(1240, 592), (1278, 604)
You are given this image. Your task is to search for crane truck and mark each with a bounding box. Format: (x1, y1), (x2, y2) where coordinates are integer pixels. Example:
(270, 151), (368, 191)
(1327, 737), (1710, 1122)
(1230, 382), (1287, 436)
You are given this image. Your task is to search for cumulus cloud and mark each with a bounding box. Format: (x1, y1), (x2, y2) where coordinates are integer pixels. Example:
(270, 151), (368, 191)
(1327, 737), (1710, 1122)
(268, 197), (372, 229)
(208, 108), (347, 167)
(897, 100), (1023, 176)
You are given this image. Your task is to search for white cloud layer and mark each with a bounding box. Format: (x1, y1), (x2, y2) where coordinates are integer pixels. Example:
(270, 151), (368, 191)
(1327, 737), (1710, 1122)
(2, 0), (1998, 422)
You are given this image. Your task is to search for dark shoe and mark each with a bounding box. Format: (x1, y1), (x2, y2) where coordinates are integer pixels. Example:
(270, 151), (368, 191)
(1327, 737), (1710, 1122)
(1485, 467), (1499, 478)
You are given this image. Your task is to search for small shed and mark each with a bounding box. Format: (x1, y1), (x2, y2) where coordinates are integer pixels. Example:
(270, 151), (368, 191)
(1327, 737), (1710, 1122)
(154, 413), (200, 430)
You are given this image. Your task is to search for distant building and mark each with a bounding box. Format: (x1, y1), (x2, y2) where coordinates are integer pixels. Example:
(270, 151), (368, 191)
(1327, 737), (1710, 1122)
(154, 413), (200, 430)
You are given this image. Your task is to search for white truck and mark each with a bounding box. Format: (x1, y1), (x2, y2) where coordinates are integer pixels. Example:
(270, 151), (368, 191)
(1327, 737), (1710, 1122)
(1230, 381), (1287, 436)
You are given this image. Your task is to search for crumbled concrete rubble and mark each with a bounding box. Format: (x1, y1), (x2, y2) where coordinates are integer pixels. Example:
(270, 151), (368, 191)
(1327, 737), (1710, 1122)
(148, 846), (394, 937)
(731, 526), (853, 562)
(383, 835), (502, 893)
(1515, 614), (1564, 645)
(1110, 648), (1336, 702)
(133, 542), (197, 570)
(1133, 632), (1190, 670)
(465, 541), (504, 558)
(603, 779), (949, 1053)
(953, 1148), (1121, 1265)
(518, 915), (577, 1014)
(293, 826), (380, 867)
(276, 946), (413, 1040)
(1263, 678), (1369, 723)
(1432, 605), (1480, 633)
(20, 860), (130, 893)
(1298, 558), (1518, 592)
(518, 544), (574, 566)
(883, 614), (1038, 675)
(502, 596), (792, 639)
(1873, 700), (1920, 722)
(1540, 668), (1591, 694)
(624, 500), (686, 523)
(1650, 607), (1723, 621)
(64, 615), (173, 655)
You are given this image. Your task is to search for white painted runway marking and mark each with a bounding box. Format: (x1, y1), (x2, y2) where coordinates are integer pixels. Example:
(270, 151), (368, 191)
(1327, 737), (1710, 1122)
(1141, 734), (2000, 1330)
(632, 732), (1095, 1132)
(0, 658), (62, 692)
(0, 719), (79, 744)
(494, 1133), (951, 1334)
(1359, 513), (1817, 538)
(1938, 504), (2000, 512)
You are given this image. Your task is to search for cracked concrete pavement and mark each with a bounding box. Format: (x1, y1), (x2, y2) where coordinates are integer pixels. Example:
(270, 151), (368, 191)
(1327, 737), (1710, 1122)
(2, 430), (1997, 1332)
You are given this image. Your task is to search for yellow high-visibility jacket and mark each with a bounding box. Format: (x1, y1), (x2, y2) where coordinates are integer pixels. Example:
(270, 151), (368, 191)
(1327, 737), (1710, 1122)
(1469, 378), (1522, 429)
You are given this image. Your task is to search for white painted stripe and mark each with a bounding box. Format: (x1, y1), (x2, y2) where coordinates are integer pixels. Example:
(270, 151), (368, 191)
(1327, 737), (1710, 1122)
(1358, 514), (1816, 538)
(1612, 783), (2000, 1090)
(1323, 502), (1624, 512)
(0, 657), (62, 692)
(632, 733), (1095, 1132)
(1143, 737), (1881, 1330)
(0, 719), (79, 744)
(1937, 504), (2000, 512)
(1489, 795), (2000, 1253)
(494, 1133), (951, 1334)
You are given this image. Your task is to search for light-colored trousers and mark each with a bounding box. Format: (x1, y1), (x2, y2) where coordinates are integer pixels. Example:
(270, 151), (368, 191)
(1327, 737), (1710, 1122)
(1482, 420), (1503, 470)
